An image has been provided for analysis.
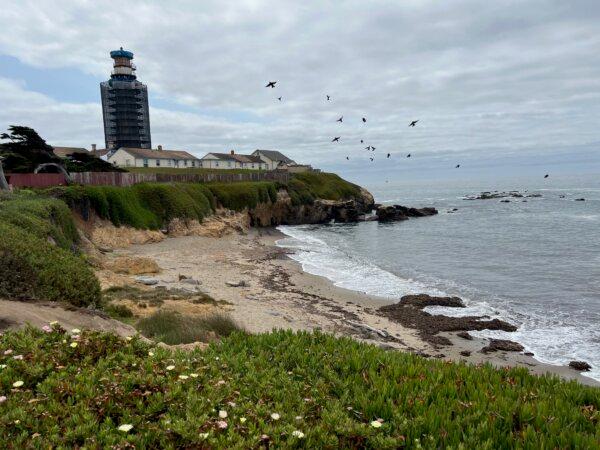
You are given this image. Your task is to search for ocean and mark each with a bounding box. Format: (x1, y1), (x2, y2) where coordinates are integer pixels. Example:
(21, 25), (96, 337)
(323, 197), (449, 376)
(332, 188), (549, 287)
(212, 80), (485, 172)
(276, 173), (600, 382)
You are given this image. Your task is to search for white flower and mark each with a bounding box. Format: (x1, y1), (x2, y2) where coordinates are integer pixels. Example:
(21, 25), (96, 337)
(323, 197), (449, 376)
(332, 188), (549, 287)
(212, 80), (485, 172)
(199, 432), (209, 439)
(190, 373), (199, 378)
(270, 413), (280, 421)
(179, 375), (189, 380)
(70, 342), (78, 348)
(227, 401), (236, 407)
(0, 396), (7, 403)
(49, 321), (58, 326)
(125, 336), (133, 341)
(0, 364), (6, 369)
(216, 420), (228, 429)
(148, 351), (154, 357)
(295, 416), (303, 421)
(370, 420), (383, 428)
(218, 410), (228, 419)
(13, 355), (23, 360)
(166, 365), (175, 371)
(71, 328), (81, 334)
(292, 430), (305, 438)
(12, 381), (24, 388)
(239, 417), (247, 423)
(3, 349), (12, 356)
(118, 424), (134, 432)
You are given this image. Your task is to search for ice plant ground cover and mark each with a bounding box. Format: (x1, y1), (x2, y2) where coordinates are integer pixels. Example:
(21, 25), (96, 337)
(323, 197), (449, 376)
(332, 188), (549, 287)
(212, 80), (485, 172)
(0, 326), (598, 448)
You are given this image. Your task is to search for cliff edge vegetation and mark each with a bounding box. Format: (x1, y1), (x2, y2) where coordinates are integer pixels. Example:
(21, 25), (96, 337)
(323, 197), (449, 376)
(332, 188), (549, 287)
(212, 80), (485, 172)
(0, 192), (100, 306)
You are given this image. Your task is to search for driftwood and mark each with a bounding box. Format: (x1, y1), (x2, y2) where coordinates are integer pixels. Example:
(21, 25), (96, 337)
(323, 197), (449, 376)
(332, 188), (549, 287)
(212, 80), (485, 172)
(34, 163), (73, 184)
(0, 157), (9, 191)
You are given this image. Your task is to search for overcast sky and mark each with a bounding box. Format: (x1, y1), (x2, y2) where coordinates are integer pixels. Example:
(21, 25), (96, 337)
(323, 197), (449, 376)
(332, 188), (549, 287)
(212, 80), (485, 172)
(1, 0), (599, 183)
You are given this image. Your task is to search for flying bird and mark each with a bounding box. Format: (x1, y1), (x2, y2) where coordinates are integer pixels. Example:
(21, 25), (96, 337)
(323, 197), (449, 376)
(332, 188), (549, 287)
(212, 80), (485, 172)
(409, 120), (419, 127)
(371, 146), (376, 151)
(407, 153), (411, 158)
(277, 96), (282, 101)
(332, 137), (340, 142)
(337, 116), (343, 123)
(544, 174), (549, 178)
(265, 81), (277, 88)
(360, 139), (364, 143)
(326, 95), (331, 101)
(362, 117), (367, 123)
(346, 156), (349, 160)
(365, 146), (371, 150)
(370, 157), (374, 161)
(455, 164), (460, 168)
(387, 153), (391, 158)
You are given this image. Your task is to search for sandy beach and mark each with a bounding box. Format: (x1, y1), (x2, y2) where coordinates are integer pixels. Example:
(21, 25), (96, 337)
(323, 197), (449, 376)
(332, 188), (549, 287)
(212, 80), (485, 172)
(112, 227), (598, 386)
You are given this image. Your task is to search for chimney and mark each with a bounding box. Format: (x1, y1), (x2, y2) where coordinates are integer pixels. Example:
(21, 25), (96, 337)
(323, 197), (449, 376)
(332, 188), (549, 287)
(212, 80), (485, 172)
(91, 144), (97, 152)
(230, 149), (235, 155)
(157, 145), (163, 151)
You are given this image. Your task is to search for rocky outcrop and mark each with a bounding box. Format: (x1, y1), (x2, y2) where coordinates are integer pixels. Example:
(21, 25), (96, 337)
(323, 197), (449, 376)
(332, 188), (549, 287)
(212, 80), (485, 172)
(102, 256), (161, 275)
(248, 188), (375, 226)
(481, 339), (524, 353)
(378, 294), (517, 348)
(376, 205), (438, 222)
(569, 361), (592, 371)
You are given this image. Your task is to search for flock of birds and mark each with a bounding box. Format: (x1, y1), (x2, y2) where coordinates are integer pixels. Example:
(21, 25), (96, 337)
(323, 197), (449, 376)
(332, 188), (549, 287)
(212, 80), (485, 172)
(266, 81), (549, 178)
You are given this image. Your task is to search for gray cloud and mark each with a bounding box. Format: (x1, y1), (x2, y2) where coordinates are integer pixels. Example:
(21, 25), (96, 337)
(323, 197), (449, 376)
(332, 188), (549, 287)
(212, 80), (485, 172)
(0, 0), (599, 175)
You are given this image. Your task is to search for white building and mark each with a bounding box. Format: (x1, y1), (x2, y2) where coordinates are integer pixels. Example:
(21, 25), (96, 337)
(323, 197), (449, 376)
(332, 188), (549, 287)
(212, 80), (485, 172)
(200, 151), (268, 170)
(251, 150), (295, 170)
(108, 146), (200, 168)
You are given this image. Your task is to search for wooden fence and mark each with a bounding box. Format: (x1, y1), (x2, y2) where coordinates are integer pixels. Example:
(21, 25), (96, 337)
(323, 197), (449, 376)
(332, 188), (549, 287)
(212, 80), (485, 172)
(6, 171), (290, 188)
(5, 173), (67, 188)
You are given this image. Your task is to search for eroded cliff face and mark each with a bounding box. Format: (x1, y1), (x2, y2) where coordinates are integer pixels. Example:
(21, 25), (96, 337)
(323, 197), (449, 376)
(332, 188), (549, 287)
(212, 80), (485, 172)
(248, 188), (375, 227)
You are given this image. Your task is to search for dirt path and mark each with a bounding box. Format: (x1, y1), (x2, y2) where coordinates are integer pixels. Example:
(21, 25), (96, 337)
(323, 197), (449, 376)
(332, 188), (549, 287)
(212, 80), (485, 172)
(0, 299), (138, 337)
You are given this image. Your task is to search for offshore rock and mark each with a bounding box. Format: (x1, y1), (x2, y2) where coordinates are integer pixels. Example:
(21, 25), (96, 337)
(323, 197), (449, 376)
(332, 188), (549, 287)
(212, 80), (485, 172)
(376, 205), (438, 222)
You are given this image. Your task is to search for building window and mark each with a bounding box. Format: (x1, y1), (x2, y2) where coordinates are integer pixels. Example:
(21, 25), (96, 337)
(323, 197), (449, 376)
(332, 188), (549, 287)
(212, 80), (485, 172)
(216, 162), (219, 167)
(156, 159), (160, 166)
(143, 158), (149, 168)
(168, 160), (172, 167)
(126, 159), (131, 167)
(184, 160), (188, 167)
(227, 162), (232, 167)
(251, 164), (254, 169)
(191, 161), (195, 167)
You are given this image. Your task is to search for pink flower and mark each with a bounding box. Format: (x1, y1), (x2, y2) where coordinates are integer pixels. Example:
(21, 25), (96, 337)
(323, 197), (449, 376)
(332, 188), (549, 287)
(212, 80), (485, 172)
(42, 325), (52, 333)
(216, 420), (228, 429)
(3, 349), (13, 356)
(0, 396), (6, 403)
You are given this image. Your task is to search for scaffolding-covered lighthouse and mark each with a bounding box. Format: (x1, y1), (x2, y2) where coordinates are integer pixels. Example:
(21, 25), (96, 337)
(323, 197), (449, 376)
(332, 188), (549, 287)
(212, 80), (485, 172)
(100, 48), (151, 150)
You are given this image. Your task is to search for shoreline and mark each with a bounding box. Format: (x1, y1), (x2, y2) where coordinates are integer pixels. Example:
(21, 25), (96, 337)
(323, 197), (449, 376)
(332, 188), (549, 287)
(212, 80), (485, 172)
(120, 227), (598, 387)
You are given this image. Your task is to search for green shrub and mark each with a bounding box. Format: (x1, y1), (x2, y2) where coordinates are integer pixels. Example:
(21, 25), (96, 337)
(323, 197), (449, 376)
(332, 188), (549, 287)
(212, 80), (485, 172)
(0, 192), (79, 249)
(137, 310), (241, 344)
(207, 182), (277, 211)
(0, 223), (100, 306)
(104, 303), (134, 319)
(0, 327), (598, 448)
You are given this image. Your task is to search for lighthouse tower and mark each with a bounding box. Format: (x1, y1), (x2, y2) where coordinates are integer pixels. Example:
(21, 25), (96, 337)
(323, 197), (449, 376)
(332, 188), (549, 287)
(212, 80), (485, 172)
(100, 48), (151, 150)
